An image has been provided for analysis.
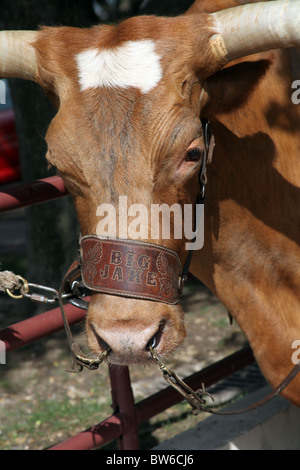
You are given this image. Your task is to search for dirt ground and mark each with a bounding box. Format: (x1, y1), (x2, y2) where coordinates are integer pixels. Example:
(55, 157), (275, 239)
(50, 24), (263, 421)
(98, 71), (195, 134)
(0, 273), (249, 450)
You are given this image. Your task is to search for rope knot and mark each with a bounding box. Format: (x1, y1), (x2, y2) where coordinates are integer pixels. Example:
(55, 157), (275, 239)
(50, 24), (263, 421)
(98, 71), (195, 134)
(0, 270), (23, 292)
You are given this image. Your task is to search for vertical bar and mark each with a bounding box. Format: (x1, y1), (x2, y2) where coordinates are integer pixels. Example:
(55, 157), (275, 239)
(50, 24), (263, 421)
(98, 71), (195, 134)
(109, 364), (140, 450)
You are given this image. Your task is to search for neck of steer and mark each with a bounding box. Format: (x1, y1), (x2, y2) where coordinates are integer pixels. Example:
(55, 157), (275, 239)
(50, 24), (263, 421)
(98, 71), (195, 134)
(191, 48), (300, 406)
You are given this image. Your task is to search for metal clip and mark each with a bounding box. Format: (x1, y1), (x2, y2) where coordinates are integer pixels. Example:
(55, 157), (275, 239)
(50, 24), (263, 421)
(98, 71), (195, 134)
(18, 282), (81, 305)
(67, 344), (111, 373)
(20, 283), (59, 304)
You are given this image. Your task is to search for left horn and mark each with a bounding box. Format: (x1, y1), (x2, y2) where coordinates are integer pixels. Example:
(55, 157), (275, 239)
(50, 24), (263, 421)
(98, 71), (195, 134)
(0, 31), (39, 81)
(210, 0), (300, 64)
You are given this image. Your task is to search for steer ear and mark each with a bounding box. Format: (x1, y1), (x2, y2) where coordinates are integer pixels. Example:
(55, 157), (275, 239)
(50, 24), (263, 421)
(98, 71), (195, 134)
(202, 59), (271, 116)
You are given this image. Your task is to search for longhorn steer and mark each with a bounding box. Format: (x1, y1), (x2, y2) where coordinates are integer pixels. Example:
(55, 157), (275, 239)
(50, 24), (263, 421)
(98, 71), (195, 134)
(1, 0), (300, 406)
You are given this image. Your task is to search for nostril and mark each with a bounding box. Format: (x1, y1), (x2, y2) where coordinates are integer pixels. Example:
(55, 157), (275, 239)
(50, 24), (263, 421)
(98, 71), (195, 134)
(90, 323), (112, 352)
(88, 318), (171, 365)
(98, 336), (111, 352)
(147, 320), (166, 351)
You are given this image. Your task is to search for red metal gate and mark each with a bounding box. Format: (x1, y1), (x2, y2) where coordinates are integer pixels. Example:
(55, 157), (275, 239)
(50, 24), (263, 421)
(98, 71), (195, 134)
(0, 176), (255, 450)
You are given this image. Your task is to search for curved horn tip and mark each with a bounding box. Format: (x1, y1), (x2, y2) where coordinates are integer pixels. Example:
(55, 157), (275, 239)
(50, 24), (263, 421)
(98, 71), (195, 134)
(0, 30), (39, 82)
(211, 0), (300, 64)
(209, 33), (228, 65)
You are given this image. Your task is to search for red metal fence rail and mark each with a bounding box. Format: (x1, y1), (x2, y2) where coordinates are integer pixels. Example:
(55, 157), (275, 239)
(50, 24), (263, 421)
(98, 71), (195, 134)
(0, 177), (255, 450)
(0, 176), (68, 213)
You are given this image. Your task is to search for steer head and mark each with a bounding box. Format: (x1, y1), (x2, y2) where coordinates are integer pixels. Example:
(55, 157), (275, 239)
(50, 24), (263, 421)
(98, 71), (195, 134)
(1, 0), (300, 365)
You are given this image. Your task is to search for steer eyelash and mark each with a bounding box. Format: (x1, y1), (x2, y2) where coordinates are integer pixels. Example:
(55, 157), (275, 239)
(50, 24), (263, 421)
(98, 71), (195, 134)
(186, 146), (203, 162)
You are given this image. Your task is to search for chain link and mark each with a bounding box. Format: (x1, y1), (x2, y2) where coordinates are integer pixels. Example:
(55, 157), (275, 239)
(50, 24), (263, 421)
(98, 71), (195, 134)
(4, 275), (86, 305)
(148, 344), (214, 415)
(66, 344), (111, 373)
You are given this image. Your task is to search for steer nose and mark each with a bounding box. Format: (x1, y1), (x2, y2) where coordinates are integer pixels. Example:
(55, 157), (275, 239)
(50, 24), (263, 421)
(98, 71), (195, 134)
(89, 321), (164, 365)
(85, 295), (186, 366)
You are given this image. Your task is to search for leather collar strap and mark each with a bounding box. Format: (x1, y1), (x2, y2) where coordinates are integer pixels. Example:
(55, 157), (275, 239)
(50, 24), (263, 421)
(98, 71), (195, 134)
(80, 235), (183, 304)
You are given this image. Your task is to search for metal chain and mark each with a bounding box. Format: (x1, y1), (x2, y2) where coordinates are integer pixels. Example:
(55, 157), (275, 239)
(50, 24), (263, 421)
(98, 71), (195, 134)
(66, 343), (111, 373)
(148, 343), (214, 415)
(2, 267), (110, 373)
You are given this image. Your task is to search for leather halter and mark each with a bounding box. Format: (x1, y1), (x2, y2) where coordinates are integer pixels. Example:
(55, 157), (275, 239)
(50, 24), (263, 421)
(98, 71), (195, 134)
(80, 236), (183, 304)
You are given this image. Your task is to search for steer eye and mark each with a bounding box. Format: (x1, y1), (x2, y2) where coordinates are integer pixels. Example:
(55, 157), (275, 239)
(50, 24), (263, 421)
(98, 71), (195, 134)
(186, 146), (203, 162)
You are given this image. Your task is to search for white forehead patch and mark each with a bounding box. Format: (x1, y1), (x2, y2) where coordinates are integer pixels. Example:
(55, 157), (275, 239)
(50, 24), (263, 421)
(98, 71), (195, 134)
(75, 39), (163, 94)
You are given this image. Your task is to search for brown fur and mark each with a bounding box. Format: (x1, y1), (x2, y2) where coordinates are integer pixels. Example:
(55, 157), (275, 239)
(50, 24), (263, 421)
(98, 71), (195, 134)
(189, 0), (300, 408)
(25, 0), (300, 405)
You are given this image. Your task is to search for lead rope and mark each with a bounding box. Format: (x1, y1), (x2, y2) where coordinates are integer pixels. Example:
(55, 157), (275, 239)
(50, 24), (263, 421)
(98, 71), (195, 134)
(0, 270), (28, 298)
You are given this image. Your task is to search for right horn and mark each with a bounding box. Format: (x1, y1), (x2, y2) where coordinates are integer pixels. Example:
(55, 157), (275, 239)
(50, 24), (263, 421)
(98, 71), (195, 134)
(210, 0), (300, 64)
(0, 31), (39, 82)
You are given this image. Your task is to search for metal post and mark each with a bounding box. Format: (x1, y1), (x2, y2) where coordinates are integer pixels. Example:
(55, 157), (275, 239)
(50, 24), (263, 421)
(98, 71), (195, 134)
(109, 364), (140, 450)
